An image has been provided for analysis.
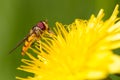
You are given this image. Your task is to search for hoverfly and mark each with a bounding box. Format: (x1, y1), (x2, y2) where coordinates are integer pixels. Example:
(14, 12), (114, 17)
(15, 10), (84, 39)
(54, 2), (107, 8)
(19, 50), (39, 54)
(9, 21), (51, 55)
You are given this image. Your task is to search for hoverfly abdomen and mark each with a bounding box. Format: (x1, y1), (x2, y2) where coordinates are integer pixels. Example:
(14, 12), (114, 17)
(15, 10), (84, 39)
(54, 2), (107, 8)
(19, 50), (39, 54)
(21, 33), (36, 55)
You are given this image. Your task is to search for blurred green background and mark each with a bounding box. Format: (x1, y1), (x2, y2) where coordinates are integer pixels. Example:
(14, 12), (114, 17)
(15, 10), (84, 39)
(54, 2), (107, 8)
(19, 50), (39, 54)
(0, 0), (120, 80)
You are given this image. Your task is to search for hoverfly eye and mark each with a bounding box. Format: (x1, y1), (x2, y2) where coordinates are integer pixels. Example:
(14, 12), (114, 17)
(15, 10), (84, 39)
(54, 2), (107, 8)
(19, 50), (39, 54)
(37, 22), (46, 30)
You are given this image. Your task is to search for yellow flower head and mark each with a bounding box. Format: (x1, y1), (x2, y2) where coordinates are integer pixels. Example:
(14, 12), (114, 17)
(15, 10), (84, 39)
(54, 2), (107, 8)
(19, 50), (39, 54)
(17, 5), (120, 80)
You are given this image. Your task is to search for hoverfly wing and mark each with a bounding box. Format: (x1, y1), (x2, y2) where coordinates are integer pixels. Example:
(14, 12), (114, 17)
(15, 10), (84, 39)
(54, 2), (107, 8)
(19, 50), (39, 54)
(8, 33), (31, 54)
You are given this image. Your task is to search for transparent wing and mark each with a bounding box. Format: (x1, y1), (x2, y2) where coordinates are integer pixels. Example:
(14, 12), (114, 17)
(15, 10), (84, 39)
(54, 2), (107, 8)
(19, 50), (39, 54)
(8, 33), (31, 54)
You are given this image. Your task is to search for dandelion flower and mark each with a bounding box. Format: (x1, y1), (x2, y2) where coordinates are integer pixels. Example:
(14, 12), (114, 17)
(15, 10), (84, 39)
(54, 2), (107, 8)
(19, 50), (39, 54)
(17, 5), (120, 80)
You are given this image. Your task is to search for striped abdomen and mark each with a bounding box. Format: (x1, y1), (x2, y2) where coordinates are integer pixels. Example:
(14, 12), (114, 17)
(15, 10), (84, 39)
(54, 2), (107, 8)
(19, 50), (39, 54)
(21, 33), (36, 55)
